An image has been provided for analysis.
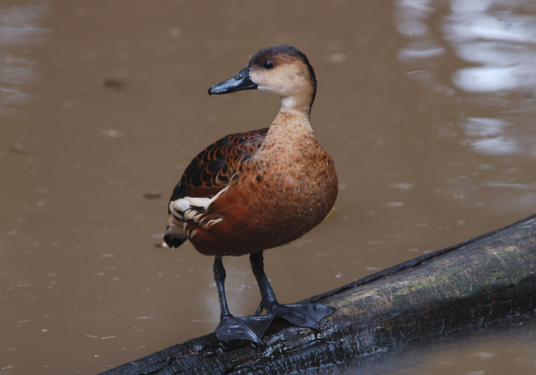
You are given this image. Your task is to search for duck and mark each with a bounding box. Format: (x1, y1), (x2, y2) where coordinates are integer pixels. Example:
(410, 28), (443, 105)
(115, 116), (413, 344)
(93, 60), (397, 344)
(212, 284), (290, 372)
(164, 45), (338, 343)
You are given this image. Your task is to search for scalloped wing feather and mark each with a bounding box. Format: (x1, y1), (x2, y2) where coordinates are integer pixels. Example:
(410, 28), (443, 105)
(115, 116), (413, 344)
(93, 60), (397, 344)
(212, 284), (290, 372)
(164, 128), (268, 248)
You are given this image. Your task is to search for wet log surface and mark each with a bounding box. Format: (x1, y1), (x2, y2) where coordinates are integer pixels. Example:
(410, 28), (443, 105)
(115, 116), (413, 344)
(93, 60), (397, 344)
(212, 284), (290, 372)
(102, 214), (536, 374)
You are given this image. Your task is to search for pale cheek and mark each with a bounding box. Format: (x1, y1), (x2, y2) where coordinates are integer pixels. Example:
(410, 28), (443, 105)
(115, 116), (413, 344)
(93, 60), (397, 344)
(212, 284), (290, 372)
(258, 79), (287, 92)
(256, 74), (296, 97)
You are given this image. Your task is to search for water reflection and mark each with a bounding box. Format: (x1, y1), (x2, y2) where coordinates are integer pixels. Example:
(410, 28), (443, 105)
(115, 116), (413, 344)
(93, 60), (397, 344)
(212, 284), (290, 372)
(395, 0), (536, 213)
(0, 1), (46, 115)
(462, 117), (515, 155)
(396, 0), (536, 94)
(395, 0), (536, 141)
(447, 0), (536, 94)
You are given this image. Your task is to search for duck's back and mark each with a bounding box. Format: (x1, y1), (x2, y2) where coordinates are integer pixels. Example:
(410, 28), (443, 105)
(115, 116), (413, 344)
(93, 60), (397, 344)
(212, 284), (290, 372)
(170, 128), (269, 201)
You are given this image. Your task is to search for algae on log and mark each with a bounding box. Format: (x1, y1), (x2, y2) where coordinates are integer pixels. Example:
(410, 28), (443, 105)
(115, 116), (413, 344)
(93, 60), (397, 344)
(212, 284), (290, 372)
(102, 214), (536, 374)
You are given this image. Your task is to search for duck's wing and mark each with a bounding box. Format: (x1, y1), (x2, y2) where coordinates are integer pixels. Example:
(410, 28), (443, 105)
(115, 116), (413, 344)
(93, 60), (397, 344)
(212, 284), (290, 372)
(164, 128), (268, 248)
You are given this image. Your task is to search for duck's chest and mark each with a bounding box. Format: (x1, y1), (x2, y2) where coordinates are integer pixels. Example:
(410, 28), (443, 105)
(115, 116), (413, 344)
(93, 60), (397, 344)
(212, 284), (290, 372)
(244, 132), (338, 213)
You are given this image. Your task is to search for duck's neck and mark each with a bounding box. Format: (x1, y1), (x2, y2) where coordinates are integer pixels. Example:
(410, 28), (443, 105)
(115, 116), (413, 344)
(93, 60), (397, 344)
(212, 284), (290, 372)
(279, 84), (315, 118)
(255, 103), (315, 163)
(268, 105), (314, 136)
(281, 98), (312, 118)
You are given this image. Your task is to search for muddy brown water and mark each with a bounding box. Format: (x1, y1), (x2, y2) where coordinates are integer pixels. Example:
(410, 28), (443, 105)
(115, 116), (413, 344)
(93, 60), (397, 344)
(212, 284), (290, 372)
(2, 0), (536, 373)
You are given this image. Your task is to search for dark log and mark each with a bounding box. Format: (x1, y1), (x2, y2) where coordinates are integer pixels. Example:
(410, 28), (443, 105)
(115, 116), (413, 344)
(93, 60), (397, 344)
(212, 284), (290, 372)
(102, 214), (536, 374)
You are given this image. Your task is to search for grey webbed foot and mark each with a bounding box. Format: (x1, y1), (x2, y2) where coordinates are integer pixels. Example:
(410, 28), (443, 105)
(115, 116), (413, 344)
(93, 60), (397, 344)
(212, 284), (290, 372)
(215, 314), (274, 343)
(268, 302), (335, 329)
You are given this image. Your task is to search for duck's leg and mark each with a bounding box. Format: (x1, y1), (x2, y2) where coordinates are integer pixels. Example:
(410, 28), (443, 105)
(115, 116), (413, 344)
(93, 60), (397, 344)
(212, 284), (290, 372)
(213, 257), (273, 343)
(253, 301), (264, 316)
(250, 251), (335, 329)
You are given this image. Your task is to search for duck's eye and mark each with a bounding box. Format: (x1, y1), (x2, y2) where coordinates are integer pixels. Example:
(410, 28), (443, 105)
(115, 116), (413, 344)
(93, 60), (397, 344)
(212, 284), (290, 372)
(263, 61), (274, 69)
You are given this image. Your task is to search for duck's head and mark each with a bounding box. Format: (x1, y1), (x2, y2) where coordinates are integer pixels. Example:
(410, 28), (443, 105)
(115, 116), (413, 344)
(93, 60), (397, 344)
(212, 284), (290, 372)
(208, 45), (317, 115)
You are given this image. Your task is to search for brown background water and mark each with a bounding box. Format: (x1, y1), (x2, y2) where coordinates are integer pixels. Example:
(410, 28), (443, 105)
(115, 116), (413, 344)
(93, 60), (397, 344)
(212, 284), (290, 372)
(1, 0), (536, 373)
